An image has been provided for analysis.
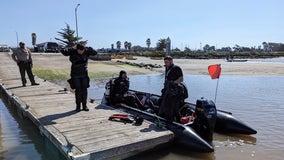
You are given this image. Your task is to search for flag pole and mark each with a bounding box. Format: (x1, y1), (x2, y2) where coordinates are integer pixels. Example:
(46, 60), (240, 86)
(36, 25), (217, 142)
(214, 78), (219, 103)
(208, 64), (221, 104)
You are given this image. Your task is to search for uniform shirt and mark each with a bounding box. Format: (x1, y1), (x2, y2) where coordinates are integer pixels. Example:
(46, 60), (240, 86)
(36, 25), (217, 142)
(12, 48), (32, 62)
(61, 47), (97, 78)
(165, 64), (183, 81)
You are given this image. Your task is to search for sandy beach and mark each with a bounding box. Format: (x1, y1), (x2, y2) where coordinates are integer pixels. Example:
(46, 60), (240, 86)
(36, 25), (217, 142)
(31, 53), (284, 78)
(117, 56), (284, 76)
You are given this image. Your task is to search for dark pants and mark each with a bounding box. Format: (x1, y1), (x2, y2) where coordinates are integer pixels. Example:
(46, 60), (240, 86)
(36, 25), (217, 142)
(158, 83), (184, 121)
(112, 94), (136, 106)
(18, 61), (35, 85)
(73, 77), (89, 107)
(158, 94), (181, 121)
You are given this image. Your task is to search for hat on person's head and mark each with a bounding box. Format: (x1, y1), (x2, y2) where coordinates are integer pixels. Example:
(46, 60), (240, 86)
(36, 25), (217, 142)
(164, 56), (173, 60)
(19, 42), (25, 46)
(76, 43), (85, 50)
(119, 70), (127, 77)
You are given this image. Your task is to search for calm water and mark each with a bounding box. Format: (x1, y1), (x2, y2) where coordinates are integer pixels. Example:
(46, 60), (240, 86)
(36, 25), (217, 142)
(1, 75), (283, 160)
(0, 99), (67, 160)
(250, 57), (284, 63)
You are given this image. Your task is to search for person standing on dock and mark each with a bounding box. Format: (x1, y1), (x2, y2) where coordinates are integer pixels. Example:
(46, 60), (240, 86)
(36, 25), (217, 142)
(61, 43), (97, 112)
(158, 56), (188, 121)
(11, 42), (40, 87)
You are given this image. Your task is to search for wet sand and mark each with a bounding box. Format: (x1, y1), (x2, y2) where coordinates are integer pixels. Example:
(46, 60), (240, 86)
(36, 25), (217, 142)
(31, 53), (284, 77)
(116, 56), (284, 76)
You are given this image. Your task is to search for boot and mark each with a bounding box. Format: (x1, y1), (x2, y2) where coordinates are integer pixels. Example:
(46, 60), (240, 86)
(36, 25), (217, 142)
(82, 103), (89, 111)
(76, 104), (81, 112)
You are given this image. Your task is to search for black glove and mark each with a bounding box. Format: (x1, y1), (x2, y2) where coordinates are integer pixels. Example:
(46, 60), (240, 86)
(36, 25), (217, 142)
(86, 47), (93, 50)
(86, 47), (97, 55)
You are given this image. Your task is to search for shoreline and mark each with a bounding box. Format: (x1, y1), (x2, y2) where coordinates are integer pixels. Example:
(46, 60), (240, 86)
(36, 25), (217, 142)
(114, 56), (284, 76)
(30, 54), (284, 84)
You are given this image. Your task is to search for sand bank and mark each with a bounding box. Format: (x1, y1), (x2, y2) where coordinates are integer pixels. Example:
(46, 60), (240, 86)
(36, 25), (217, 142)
(116, 56), (284, 76)
(31, 54), (284, 77)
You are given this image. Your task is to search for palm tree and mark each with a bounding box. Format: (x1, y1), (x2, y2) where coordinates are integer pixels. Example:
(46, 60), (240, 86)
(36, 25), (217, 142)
(203, 44), (210, 52)
(262, 42), (268, 52)
(146, 38), (151, 49)
(124, 41), (128, 50)
(233, 44), (240, 52)
(156, 38), (166, 51)
(128, 42), (132, 51)
(116, 41), (121, 50)
(31, 33), (36, 46)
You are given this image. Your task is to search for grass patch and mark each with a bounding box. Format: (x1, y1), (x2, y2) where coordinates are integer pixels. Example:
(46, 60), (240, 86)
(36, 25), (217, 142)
(89, 71), (117, 79)
(34, 67), (116, 80)
(33, 67), (69, 80)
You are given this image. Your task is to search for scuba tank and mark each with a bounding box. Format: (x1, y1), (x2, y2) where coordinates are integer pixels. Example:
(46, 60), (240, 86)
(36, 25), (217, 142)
(104, 78), (115, 101)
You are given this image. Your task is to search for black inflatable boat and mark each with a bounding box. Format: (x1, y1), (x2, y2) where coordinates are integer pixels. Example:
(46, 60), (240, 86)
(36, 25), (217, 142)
(128, 89), (257, 135)
(101, 89), (256, 152)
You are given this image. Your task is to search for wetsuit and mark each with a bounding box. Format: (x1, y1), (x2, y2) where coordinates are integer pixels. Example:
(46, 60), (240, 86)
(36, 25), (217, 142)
(111, 77), (130, 103)
(159, 64), (185, 121)
(61, 47), (97, 109)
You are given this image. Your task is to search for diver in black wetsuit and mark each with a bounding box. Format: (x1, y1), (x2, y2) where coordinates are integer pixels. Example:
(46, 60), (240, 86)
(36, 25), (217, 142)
(109, 70), (143, 108)
(158, 56), (187, 121)
(61, 43), (97, 112)
(110, 71), (130, 103)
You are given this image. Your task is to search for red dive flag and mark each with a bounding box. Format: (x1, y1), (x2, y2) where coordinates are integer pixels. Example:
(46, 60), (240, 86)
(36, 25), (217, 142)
(208, 64), (222, 79)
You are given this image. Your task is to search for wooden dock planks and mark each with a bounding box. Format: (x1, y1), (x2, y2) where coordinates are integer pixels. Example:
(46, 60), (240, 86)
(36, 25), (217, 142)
(0, 53), (174, 160)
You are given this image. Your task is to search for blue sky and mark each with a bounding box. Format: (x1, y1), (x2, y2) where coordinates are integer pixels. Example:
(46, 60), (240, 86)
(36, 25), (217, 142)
(1, 0), (284, 49)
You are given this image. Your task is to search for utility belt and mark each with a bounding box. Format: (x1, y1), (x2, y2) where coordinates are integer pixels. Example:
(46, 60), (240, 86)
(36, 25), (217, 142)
(18, 61), (31, 64)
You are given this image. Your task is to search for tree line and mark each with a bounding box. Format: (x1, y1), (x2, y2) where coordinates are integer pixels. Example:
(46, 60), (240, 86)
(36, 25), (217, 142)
(25, 23), (279, 58)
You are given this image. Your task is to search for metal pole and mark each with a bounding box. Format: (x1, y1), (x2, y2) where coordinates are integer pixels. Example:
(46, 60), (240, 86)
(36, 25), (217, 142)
(75, 3), (80, 39)
(214, 78), (219, 104)
(15, 31), (18, 47)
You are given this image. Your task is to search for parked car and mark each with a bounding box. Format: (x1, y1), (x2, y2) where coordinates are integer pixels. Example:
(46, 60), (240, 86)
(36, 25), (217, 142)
(35, 42), (59, 53)
(0, 44), (10, 52)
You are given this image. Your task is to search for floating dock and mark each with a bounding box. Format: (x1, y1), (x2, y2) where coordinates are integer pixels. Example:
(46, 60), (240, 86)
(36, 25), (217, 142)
(0, 53), (174, 160)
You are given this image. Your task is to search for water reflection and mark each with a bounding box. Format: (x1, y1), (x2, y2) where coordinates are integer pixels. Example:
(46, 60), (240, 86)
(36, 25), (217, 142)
(0, 98), (66, 160)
